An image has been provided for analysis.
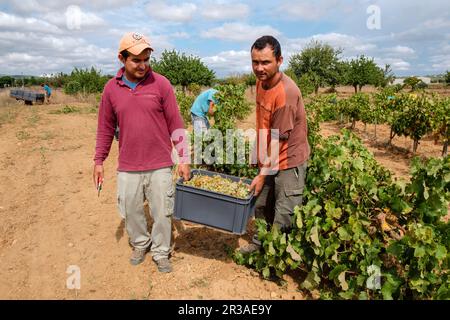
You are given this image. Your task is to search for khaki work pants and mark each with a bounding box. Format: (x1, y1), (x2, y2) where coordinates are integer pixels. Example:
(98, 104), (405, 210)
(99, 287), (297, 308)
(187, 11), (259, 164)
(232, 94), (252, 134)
(117, 167), (174, 261)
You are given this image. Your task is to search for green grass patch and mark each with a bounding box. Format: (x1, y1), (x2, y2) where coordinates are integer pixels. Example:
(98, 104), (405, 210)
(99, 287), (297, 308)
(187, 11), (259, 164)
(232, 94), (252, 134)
(0, 107), (19, 128)
(80, 106), (98, 114)
(16, 130), (31, 140)
(27, 108), (41, 126)
(49, 105), (81, 114)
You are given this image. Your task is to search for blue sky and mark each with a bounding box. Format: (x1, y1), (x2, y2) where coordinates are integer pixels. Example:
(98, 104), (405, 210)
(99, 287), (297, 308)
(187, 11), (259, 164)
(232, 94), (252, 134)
(0, 0), (449, 78)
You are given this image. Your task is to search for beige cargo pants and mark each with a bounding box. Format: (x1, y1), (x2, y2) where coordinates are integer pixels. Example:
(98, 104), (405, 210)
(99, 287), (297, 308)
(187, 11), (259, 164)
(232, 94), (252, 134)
(117, 167), (174, 261)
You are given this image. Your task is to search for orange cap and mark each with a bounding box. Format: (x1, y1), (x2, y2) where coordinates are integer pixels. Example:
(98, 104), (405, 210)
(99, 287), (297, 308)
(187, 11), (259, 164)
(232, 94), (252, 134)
(118, 32), (153, 55)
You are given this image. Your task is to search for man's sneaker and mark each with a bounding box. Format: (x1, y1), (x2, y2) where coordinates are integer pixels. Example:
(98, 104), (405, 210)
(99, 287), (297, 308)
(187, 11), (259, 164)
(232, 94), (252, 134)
(239, 234), (262, 254)
(154, 257), (172, 273)
(130, 247), (148, 266)
(238, 243), (261, 254)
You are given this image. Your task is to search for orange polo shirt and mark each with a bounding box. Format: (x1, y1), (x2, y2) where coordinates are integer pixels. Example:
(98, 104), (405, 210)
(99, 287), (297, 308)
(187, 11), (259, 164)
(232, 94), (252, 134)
(256, 73), (310, 171)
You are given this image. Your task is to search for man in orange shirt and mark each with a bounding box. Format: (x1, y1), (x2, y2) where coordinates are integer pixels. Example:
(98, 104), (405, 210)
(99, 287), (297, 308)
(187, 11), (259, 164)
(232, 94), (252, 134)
(241, 35), (310, 253)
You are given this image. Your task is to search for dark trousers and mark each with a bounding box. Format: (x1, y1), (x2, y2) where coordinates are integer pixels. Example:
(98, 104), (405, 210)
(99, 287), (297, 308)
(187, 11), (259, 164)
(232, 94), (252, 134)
(254, 162), (307, 232)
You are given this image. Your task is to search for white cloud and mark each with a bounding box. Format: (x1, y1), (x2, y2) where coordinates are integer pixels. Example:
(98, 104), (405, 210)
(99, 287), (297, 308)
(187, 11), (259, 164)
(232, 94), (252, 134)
(422, 18), (450, 30)
(429, 54), (450, 71)
(202, 22), (281, 42)
(0, 11), (62, 34)
(375, 57), (411, 71)
(392, 17), (450, 43)
(283, 32), (416, 72)
(8, 0), (136, 14)
(0, 49), (116, 75)
(41, 7), (106, 30)
(386, 45), (415, 55)
(200, 3), (249, 20)
(0, 31), (84, 53)
(146, 1), (197, 22)
(0, 30), (117, 75)
(285, 33), (377, 57)
(277, 0), (342, 21)
(9, 0), (44, 14)
(202, 50), (252, 76)
(146, 34), (176, 54)
(170, 32), (190, 39)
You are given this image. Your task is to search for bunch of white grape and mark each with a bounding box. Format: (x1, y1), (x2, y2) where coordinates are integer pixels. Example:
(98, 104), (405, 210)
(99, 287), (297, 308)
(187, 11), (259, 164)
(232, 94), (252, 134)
(184, 174), (250, 199)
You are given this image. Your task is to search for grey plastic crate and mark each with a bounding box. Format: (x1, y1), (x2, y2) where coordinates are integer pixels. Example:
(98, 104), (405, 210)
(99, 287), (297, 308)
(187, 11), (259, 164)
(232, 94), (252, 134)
(174, 169), (256, 234)
(9, 89), (44, 104)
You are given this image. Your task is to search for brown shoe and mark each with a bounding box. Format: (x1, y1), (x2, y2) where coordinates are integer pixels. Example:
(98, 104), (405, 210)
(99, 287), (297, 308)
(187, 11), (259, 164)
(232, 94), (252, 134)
(239, 234), (262, 254)
(238, 243), (261, 254)
(154, 257), (172, 273)
(130, 247), (148, 266)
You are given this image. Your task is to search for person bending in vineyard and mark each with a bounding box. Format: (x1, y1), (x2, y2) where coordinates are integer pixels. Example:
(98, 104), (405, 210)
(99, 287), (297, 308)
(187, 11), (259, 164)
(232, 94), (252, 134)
(190, 88), (218, 135)
(92, 32), (190, 272)
(41, 83), (52, 104)
(240, 35), (310, 253)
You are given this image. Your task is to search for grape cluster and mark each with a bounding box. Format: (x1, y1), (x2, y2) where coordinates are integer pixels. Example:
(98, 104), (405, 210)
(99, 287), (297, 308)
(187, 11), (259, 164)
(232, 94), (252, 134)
(184, 174), (250, 199)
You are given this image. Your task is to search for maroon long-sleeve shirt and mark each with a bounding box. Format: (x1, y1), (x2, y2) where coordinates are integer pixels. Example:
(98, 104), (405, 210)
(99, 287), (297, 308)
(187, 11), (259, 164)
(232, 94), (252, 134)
(94, 67), (189, 171)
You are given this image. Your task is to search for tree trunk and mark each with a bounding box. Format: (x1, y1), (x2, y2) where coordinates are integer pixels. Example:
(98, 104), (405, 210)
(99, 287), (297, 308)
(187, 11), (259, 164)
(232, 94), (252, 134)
(352, 119), (356, 129)
(443, 128), (449, 157)
(315, 86), (319, 95)
(442, 140), (448, 158)
(389, 127), (395, 146)
(359, 85), (363, 92)
(374, 118), (377, 142)
(353, 85), (357, 94)
(413, 139), (419, 154)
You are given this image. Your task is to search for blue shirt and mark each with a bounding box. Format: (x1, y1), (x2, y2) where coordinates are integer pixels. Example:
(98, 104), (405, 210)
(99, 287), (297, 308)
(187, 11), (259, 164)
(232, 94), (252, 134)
(122, 75), (138, 90)
(190, 89), (218, 118)
(43, 84), (52, 95)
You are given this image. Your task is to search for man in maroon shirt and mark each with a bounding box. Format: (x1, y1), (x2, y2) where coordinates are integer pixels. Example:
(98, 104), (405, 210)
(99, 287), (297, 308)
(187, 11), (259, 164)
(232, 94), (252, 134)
(93, 32), (190, 273)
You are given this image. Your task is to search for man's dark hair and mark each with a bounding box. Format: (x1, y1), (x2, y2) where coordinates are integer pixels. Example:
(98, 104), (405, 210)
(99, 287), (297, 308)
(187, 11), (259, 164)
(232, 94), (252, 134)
(251, 35), (282, 59)
(120, 50), (130, 60)
(120, 49), (151, 60)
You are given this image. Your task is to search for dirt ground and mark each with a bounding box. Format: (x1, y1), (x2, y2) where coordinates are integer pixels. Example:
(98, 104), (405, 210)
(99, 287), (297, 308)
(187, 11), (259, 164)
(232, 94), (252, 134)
(0, 86), (447, 300)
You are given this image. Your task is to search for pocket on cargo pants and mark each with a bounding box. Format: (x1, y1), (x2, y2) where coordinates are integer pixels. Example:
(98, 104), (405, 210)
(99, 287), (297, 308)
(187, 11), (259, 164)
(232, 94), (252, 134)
(117, 172), (126, 219)
(165, 184), (175, 217)
(274, 163), (307, 230)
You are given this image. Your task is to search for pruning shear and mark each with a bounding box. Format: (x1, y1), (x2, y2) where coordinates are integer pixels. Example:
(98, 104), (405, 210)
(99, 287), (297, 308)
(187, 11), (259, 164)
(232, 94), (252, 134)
(97, 177), (103, 197)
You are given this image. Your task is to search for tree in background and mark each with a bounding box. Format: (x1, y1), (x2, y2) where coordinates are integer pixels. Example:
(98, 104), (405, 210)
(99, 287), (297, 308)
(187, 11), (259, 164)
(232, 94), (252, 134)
(243, 72), (257, 94)
(217, 74), (246, 85)
(342, 55), (386, 93)
(445, 71), (450, 85)
(24, 76), (47, 86)
(284, 68), (315, 97)
(403, 76), (425, 91)
(63, 67), (110, 95)
(0, 76), (15, 88)
(288, 40), (342, 94)
(375, 64), (395, 88)
(215, 73), (256, 89)
(46, 72), (70, 88)
(152, 50), (215, 92)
